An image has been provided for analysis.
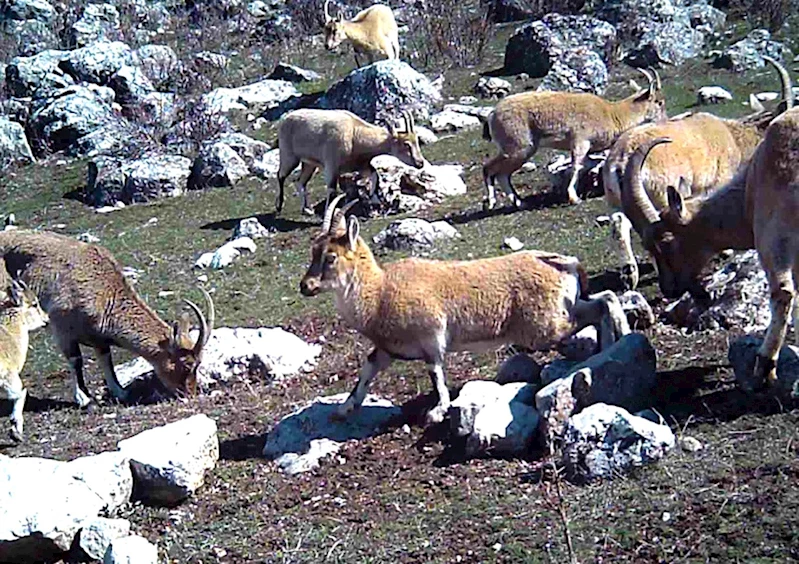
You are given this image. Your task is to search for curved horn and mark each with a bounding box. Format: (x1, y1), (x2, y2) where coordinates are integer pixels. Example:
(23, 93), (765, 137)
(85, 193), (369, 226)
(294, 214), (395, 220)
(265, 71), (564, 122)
(184, 287), (214, 355)
(622, 137), (672, 226)
(322, 194), (346, 233)
(324, 0), (332, 20)
(403, 110), (415, 131)
(652, 68), (662, 91)
(763, 55), (794, 111)
(635, 68), (653, 87)
(330, 199), (358, 235)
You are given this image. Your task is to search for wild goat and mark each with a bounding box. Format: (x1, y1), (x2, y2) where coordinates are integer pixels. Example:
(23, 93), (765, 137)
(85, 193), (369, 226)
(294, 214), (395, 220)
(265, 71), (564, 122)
(627, 105), (798, 386)
(482, 69), (666, 209)
(323, 0), (399, 67)
(602, 57), (793, 290)
(275, 108), (425, 216)
(0, 276), (48, 442)
(0, 230), (214, 408)
(300, 195), (630, 424)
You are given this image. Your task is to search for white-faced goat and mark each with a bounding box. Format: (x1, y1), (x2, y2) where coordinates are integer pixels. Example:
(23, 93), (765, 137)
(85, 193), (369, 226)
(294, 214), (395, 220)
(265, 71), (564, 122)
(0, 230), (214, 408)
(602, 57), (794, 289)
(323, 0), (399, 67)
(275, 109), (425, 216)
(627, 104), (799, 387)
(0, 276), (47, 442)
(483, 69), (666, 209)
(300, 196), (630, 424)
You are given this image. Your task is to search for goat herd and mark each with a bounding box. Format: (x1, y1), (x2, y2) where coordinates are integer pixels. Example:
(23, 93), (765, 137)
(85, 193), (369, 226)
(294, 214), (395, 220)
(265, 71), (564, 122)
(0, 4), (797, 455)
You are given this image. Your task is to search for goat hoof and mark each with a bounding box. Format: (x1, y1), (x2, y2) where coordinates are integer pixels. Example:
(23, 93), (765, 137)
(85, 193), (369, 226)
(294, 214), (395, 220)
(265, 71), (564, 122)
(9, 428), (22, 443)
(301, 207), (315, 217)
(482, 199), (495, 212)
(752, 354), (777, 389)
(425, 406), (447, 426)
(568, 196), (582, 205)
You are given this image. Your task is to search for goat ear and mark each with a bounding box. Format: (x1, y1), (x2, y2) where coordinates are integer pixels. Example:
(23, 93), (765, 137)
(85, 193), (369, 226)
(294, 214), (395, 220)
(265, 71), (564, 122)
(667, 185), (686, 221)
(628, 78), (642, 92)
(347, 216), (360, 251)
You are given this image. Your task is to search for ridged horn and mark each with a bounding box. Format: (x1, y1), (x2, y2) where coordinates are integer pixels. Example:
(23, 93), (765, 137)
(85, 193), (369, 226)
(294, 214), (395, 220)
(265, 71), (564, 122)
(322, 194), (346, 233)
(330, 199), (358, 236)
(635, 68), (653, 88)
(185, 287), (214, 356)
(623, 137), (672, 225)
(324, 0), (332, 21)
(763, 55), (794, 111)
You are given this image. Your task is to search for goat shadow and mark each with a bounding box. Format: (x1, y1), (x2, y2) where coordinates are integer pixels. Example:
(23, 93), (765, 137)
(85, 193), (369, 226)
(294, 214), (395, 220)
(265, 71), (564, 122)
(200, 212), (318, 235)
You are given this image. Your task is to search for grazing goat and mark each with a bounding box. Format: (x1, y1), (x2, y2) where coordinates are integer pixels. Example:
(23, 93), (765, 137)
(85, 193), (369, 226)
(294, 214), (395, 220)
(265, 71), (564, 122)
(300, 196), (630, 424)
(0, 231), (214, 407)
(627, 105), (798, 386)
(323, 1), (399, 67)
(275, 109), (425, 216)
(483, 69), (666, 209)
(0, 276), (47, 442)
(604, 57), (794, 289)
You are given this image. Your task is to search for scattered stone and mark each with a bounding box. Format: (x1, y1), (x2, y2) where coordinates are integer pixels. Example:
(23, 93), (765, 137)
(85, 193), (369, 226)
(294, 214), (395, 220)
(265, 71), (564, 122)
(558, 326), (599, 362)
(268, 62), (321, 83)
(467, 385), (539, 456)
(108, 64), (155, 104)
(713, 29), (790, 72)
(503, 236), (524, 252)
(473, 76), (510, 99)
(189, 132), (274, 190)
(442, 103), (494, 119)
(414, 125), (439, 145)
(496, 353), (541, 385)
(0, 117), (34, 166)
(234, 217), (271, 239)
(459, 95), (478, 104)
(134, 44), (180, 90)
(117, 414), (219, 506)
(193, 51), (229, 72)
(728, 335), (799, 397)
(664, 250), (773, 333)
(429, 109), (481, 132)
(678, 436), (703, 452)
(620, 290), (655, 329)
(697, 85), (732, 105)
(60, 40), (132, 85)
(5, 49), (73, 98)
(76, 231), (100, 243)
(263, 393), (401, 475)
(116, 326), (321, 393)
(756, 91), (779, 102)
(504, 14), (617, 77)
(194, 237), (257, 269)
(69, 3), (122, 47)
(79, 518), (131, 561)
(318, 59), (442, 124)
(372, 218), (460, 251)
(202, 78), (299, 117)
(562, 403), (675, 482)
(103, 535), (157, 564)
(546, 150), (606, 198)
(536, 333), (657, 444)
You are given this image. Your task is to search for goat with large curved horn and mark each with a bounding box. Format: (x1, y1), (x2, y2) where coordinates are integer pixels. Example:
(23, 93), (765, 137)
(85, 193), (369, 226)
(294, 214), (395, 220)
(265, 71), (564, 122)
(622, 136), (672, 229)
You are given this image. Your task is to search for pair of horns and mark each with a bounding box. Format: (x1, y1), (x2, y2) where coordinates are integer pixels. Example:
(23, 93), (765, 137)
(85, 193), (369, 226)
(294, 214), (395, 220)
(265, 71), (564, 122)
(387, 110), (416, 136)
(182, 287), (215, 355)
(321, 194), (357, 234)
(323, 0), (339, 21)
(636, 67), (662, 91)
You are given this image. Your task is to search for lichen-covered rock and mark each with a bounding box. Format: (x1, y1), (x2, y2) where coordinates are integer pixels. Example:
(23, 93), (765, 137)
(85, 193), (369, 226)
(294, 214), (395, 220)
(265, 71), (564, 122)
(69, 3), (123, 47)
(108, 64), (155, 104)
(263, 393), (401, 475)
(202, 78), (299, 116)
(429, 109), (481, 132)
(537, 46), (608, 94)
(473, 76), (511, 99)
(83, 153), (191, 205)
(189, 141), (250, 190)
(6, 49), (73, 97)
(496, 353), (542, 385)
(103, 535), (157, 564)
(79, 518), (131, 561)
(2, 18), (58, 57)
(60, 40), (133, 85)
(318, 60), (442, 124)
(697, 85), (733, 105)
(134, 44), (179, 90)
(372, 218), (460, 251)
(504, 14), (617, 77)
(117, 414), (219, 506)
(0, 117), (34, 166)
(268, 62), (321, 83)
(713, 29), (791, 72)
(562, 403), (675, 482)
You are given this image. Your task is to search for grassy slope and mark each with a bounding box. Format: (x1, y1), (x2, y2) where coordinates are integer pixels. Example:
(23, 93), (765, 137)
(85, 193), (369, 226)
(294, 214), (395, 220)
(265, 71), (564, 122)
(2, 21), (799, 564)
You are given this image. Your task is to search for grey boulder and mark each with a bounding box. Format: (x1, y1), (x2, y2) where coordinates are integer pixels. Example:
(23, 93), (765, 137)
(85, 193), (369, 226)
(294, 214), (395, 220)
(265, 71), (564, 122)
(0, 118), (34, 166)
(372, 218), (460, 251)
(729, 335), (799, 398)
(713, 29), (791, 72)
(79, 518), (131, 561)
(70, 3), (123, 47)
(103, 535), (157, 564)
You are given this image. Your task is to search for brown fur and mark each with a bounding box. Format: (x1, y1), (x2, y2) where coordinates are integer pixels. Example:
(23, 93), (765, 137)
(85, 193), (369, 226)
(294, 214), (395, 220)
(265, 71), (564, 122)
(324, 3), (399, 67)
(0, 230), (212, 405)
(275, 109), (425, 215)
(483, 84), (666, 207)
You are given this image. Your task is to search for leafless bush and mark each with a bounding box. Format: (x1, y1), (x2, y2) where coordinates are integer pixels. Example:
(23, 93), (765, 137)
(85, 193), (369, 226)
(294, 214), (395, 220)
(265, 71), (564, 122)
(405, 0), (494, 69)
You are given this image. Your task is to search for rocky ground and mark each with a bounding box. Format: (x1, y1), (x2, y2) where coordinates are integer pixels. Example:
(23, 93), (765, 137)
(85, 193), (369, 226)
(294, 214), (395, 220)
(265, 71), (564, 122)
(1, 0), (799, 562)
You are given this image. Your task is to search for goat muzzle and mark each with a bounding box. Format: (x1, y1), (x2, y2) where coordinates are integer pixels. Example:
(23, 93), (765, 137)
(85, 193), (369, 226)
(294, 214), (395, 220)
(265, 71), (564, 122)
(300, 277), (321, 297)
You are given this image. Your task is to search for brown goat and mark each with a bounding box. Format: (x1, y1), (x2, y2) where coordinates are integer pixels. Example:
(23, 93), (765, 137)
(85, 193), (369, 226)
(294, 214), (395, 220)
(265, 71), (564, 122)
(323, 1), (399, 67)
(627, 105), (799, 386)
(0, 231), (214, 407)
(275, 109), (425, 216)
(483, 69), (666, 209)
(602, 57), (794, 289)
(300, 196), (630, 424)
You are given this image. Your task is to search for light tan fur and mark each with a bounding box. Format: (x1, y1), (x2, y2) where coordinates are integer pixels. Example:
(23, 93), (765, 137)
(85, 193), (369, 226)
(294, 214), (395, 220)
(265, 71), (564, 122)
(0, 276), (47, 442)
(605, 57), (793, 289)
(630, 106), (799, 387)
(324, 2), (399, 67)
(483, 72), (666, 208)
(0, 230), (213, 408)
(275, 108), (425, 215)
(300, 197), (630, 424)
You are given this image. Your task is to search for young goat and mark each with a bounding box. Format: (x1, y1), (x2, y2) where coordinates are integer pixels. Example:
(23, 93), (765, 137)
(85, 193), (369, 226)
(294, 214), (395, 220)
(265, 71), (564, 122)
(483, 69), (666, 209)
(0, 230), (214, 408)
(602, 57), (794, 289)
(628, 105), (799, 387)
(300, 196), (630, 424)
(275, 109), (425, 216)
(0, 277), (48, 442)
(323, 0), (399, 67)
